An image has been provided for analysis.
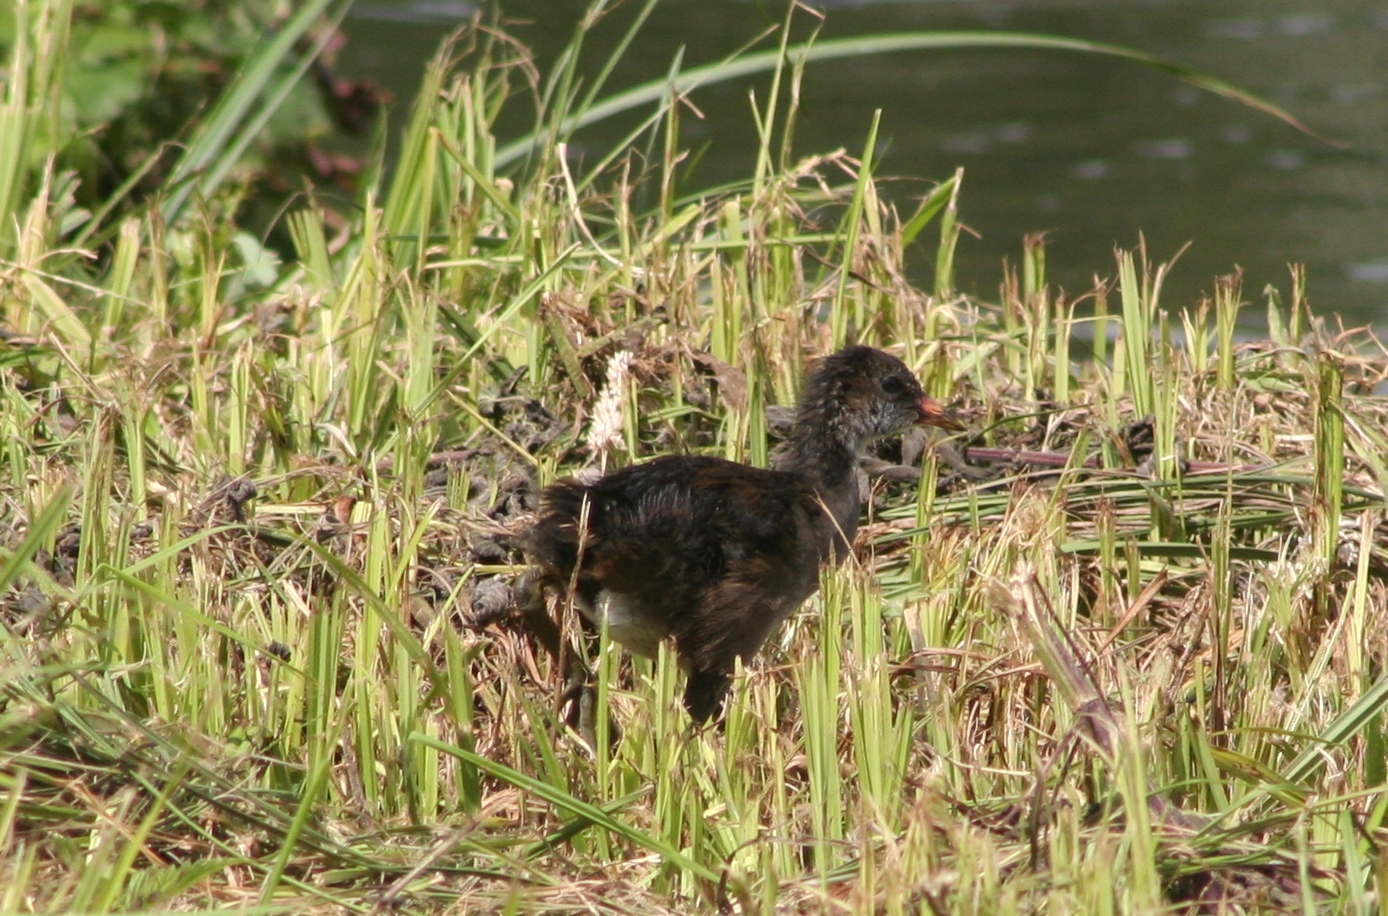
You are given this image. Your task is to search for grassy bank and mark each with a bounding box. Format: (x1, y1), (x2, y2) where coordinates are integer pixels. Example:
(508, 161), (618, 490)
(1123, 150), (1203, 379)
(4, 6), (1388, 914)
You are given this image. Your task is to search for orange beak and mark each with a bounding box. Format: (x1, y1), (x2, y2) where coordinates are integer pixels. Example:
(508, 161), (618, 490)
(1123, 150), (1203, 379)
(916, 396), (965, 431)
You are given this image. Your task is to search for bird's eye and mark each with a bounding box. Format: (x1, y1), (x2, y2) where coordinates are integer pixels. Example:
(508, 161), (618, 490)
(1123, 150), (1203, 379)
(881, 375), (904, 395)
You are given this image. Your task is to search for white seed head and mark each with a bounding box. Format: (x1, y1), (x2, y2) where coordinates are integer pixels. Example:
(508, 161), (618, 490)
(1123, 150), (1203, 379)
(585, 349), (635, 463)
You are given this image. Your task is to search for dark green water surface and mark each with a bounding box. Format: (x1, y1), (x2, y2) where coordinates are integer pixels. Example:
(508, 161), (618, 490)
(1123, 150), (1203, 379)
(340, 0), (1388, 327)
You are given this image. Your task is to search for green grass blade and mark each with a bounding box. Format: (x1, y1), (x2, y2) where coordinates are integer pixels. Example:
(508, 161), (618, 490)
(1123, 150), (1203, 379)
(411, 733), (720, 883)
(1281, 674), (1388, 786)
(162, 0), (346, 224)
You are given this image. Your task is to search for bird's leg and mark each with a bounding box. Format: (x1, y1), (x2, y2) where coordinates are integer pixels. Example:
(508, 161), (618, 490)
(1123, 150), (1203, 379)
(515, 570), (589, 712)
(515, 569), (562, 658)
(516, 571), (623, 749)
(683, 667), (731, 724)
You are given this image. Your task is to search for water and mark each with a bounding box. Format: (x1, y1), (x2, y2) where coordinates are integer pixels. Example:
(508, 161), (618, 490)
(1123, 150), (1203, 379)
(340, 0), (1388, 327)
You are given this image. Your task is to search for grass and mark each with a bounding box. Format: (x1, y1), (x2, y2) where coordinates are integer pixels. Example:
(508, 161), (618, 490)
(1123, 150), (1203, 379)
(4, 4), (1388, 914)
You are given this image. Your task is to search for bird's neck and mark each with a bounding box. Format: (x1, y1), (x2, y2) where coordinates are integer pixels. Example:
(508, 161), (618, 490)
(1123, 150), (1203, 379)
(784, 423), (862, 544)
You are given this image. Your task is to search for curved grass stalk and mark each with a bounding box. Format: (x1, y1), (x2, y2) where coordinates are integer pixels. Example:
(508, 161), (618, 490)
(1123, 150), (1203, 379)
(495, 30), (1332, 170)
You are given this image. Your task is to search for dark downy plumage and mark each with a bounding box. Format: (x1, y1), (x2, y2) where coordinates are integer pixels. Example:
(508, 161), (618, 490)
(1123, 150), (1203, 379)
(526, 345), (962, 722)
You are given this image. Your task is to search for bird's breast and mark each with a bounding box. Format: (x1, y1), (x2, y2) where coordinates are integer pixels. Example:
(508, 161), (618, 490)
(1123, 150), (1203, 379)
(577, 589), (669, 660)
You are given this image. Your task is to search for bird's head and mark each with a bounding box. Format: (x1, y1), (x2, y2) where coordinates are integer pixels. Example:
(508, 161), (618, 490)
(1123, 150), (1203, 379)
(802, 345), (963, 452)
